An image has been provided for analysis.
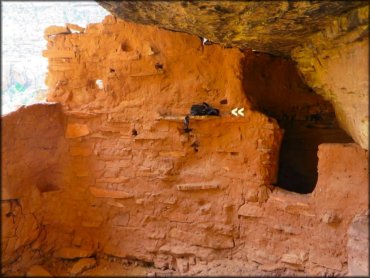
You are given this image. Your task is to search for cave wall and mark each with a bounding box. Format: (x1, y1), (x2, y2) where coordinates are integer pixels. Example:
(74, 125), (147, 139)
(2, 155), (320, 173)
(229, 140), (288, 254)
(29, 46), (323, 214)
(1, 15), (368, 276)
(292, 5), (369, 150)
(98, 1), (367, 56)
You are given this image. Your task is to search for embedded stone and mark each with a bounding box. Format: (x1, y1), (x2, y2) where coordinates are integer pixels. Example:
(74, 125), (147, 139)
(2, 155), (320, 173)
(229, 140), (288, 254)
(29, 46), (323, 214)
(238, 203), (264, 218)
(26, 265), (52, 277)
(176, 258), (189, 273)
(176, 182), (220, 191)
(66, 23), (85, 33)
(281, 251), (307, 265)
(321, 211), (341, 224)
(44, 25), (70, 40)
(65, 124), (90, 138)
(69, 258), (96, 275)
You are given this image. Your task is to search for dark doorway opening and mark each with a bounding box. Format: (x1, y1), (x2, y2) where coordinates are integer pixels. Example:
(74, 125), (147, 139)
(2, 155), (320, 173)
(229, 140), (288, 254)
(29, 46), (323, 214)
(242, 50), (354, 194)
(277, 118), (353, 193)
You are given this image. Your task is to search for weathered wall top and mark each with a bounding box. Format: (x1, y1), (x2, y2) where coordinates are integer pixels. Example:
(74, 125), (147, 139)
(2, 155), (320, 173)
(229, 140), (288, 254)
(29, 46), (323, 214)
(98, 1), (367, 56)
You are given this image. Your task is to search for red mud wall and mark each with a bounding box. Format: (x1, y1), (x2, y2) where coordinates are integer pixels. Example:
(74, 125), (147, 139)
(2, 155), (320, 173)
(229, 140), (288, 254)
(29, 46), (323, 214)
(42, 15), (282, 264)
(1, 103), (68, 270)
(1, 15), (368, 276)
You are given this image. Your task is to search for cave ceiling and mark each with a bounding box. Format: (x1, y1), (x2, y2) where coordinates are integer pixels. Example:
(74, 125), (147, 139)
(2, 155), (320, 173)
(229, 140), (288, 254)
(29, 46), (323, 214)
(97, 0), (367, 56)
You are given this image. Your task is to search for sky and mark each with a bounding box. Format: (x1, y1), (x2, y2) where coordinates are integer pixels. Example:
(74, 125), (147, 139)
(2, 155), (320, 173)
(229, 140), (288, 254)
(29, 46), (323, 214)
(2, 1), (109, 114)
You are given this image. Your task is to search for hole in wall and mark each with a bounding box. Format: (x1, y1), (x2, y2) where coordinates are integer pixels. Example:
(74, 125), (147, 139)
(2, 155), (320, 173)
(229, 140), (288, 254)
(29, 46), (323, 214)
(155, 62), (164, 72)
(96, 79), (104, 90)
(120, 42), (133, 52)
(131, 129), (138, 136)
(242, 50), (354, 194)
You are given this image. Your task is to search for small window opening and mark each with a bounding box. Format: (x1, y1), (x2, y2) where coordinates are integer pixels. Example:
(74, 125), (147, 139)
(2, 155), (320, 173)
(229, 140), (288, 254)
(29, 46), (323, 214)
(96, 79), (104, 89)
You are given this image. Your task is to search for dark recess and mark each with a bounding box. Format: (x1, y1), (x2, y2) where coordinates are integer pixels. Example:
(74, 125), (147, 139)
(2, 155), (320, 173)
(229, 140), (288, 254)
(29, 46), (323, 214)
(242, 50), (354, 194)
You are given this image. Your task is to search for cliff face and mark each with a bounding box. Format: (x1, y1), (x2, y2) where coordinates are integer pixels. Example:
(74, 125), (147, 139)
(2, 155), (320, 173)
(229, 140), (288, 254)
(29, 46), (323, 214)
(2, 15), (368, 276)
(291, 6), (369, 150)
(98, 1), (366, 56)
(98, 1), (369, 150)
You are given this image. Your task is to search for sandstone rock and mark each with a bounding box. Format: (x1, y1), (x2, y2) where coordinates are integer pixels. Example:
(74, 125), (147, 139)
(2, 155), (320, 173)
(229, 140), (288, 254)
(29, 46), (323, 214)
(142, 44), (155, 56)
(98, 2), (366, 55)
(106, 200), (125, 208)
(69, 258), (97, 275)
(244, 188), (259, 202)
(284, 202), (313, 216)
(176, 182), (220, 191)
(169, 228), (234, 250)
(66, 23), (85, 33)
(55, 247), (94, 259)
(238, 203), (264, 218)
(271, 223), (300, 235)
(154, 254), (173, 270)
(257, 185), (271, 203)
(259, 263), (285, 272)
(176, 258), (189, 273)
(248, 250), (279, 265)
(321, 211), (341, 224)
(26, 265), (52, 277)
(44, 25), (70, 40)
(159, 243), (213, 259)
(281, 251), (307, 265)
(291, 7), (369, 150)
(65, 123), (89, 138)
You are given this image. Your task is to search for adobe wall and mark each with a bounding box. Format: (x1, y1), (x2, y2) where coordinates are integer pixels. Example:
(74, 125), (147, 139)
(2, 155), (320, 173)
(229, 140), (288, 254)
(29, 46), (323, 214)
(1, 15), (368, 276)
(1, 103), (69, 271)
(42, 14), (282, 263)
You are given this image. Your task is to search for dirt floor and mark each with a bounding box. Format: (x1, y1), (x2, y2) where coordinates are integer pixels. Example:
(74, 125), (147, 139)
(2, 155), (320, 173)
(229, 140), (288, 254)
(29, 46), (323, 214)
(8, 255), (315, 277)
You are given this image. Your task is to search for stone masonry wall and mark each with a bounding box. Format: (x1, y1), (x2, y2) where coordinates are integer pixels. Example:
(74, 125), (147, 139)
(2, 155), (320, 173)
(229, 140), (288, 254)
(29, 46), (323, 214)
(42, 14), (282, 264)
(1, 103), (69, 272)
(1, 15), (368, 276)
